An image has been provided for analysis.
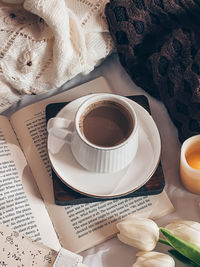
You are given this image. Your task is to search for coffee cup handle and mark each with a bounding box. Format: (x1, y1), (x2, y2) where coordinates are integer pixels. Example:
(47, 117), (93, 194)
(47, 117), (74, 143)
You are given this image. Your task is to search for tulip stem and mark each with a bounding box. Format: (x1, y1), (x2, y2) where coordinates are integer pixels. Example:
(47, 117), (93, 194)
(158, 238), (172, 247)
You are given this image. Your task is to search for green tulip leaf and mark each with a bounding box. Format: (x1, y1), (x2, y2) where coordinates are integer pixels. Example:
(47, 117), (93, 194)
(168, 249), (199, 266)
(160, 228), (200, 266)
(158, 238), (172, 247)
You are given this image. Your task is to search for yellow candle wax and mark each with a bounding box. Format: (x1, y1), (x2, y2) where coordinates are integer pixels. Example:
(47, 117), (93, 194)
(186, 150), (200, 170)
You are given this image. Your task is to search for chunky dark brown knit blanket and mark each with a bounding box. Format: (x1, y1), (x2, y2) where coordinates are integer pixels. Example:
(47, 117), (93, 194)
(105, 0), (200, 143)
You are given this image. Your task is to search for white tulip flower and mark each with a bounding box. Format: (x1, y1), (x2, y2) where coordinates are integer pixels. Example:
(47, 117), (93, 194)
(116, 216), (159, 251)
(165, 220), (200, 247)
(132, 251), (175, 267)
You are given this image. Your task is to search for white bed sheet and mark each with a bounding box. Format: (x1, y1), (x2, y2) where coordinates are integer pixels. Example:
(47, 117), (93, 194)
(3, 53), (200, 267)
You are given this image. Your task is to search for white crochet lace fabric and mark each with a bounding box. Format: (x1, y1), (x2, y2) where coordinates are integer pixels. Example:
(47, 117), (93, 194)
(0, 0), (114, 112)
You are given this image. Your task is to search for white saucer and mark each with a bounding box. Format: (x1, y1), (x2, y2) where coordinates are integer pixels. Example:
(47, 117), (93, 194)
(47, 94), (161, 199)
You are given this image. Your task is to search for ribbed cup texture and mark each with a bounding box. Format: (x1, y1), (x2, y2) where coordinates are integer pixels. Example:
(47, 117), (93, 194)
(71, 131), (138, 173)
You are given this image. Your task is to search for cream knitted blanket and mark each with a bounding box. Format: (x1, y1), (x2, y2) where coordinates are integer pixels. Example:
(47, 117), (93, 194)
(0, 0), (114, 112)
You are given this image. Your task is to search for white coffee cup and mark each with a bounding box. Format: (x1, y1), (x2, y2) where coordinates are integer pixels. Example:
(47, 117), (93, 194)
(47, 94), (138, 173)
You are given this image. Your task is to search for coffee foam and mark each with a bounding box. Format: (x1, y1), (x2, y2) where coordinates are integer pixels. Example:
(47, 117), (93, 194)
(78, 100), (134, 147)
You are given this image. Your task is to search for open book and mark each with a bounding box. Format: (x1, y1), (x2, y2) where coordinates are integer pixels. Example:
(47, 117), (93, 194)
(0, 77), (174, 253)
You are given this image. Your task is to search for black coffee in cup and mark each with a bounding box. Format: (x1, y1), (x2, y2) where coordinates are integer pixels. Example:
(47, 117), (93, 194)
(79, 100), (134, 147)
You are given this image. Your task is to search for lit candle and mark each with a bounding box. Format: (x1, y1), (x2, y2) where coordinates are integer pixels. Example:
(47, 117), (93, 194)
(180, 135), (200, 195)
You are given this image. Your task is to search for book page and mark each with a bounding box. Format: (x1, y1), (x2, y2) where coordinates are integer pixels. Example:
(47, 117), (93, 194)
(0, 223), (58, 267)
(9, 77), (174, 253)
(0, 115), (61, 251)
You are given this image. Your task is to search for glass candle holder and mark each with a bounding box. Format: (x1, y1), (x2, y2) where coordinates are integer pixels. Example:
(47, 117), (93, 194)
(180, 135), (200, 195)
